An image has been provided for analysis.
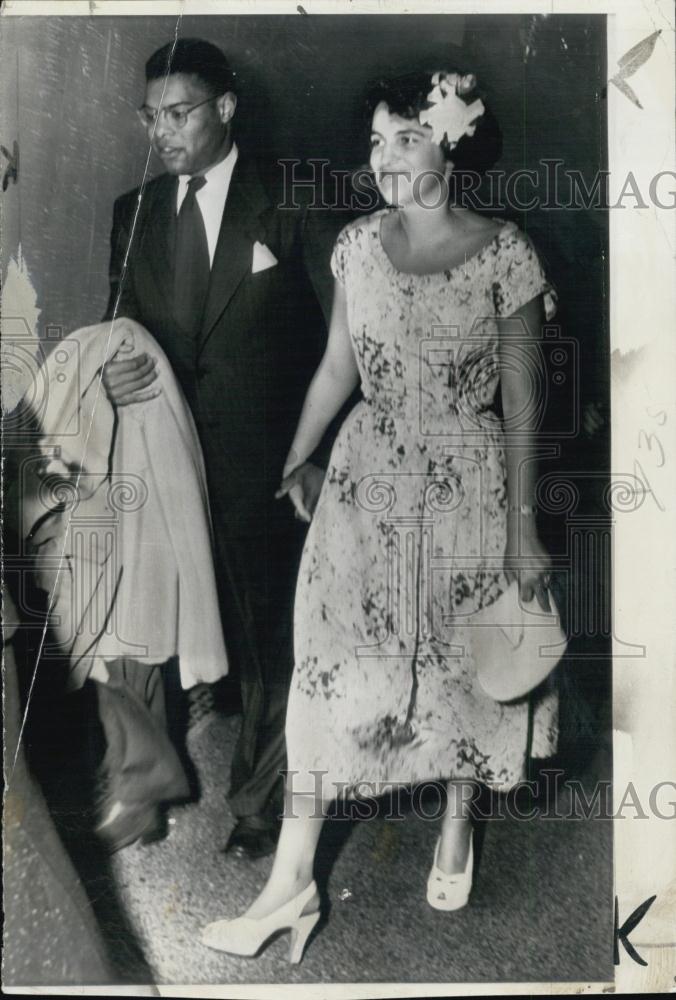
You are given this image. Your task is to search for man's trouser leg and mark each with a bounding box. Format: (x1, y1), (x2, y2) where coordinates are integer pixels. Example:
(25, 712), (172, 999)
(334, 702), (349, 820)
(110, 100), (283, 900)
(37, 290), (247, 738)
(217, 528), (303, 824)
(94, 657), (190, 807)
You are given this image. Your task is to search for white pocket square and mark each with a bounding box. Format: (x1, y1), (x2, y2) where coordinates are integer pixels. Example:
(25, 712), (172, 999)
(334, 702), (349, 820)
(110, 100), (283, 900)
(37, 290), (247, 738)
(252, 241), (278, 273)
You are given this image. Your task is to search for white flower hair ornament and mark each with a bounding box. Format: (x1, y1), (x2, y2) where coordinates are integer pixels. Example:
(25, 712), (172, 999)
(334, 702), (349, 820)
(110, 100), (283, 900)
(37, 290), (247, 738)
(419, 72), (485, 149)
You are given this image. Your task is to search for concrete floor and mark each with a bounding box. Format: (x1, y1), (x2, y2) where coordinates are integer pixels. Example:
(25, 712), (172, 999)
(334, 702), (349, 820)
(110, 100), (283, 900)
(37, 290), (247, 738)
(82, 711), (614, 986)
(7, 639), (614, 990)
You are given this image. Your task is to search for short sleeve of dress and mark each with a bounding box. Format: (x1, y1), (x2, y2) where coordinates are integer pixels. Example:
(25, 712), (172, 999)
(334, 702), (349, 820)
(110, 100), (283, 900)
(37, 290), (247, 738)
(330, 226), (352, 286)
(493, 227), (558, 321)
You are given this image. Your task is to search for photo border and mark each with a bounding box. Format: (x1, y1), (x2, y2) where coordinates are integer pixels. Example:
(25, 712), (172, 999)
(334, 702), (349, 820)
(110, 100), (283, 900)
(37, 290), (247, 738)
(1, 0), (674, 996)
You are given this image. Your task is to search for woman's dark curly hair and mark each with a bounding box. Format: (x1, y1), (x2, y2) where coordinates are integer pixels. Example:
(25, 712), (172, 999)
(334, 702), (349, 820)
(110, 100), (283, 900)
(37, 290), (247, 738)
(364, 70), (502, 176)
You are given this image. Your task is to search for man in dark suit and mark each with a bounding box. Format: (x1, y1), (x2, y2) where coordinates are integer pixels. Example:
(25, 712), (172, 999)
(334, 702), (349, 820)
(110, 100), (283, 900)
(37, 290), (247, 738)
(101, 38), (329, 858)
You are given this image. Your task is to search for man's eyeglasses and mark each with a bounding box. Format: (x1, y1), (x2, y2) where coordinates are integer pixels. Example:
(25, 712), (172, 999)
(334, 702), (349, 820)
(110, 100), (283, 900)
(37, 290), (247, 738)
(136, 94), (223, 130)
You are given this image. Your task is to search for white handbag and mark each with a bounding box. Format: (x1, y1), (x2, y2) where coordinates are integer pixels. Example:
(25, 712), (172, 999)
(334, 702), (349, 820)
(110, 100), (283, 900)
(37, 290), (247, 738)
(470, 579), (567, 702)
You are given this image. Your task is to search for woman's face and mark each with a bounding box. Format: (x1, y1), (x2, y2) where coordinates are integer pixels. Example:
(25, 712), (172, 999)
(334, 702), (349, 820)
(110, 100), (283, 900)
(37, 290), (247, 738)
(369, 101), (449, 208)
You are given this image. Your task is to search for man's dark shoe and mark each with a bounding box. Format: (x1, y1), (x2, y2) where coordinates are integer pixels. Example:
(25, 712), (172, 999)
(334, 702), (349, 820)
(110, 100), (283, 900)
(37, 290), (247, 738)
(95, 800), (167, 854)
(222, 818), (280, 860)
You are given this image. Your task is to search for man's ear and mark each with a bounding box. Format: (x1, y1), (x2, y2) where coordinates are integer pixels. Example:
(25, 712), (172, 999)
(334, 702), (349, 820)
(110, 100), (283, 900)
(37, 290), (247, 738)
(218, 91), (237, 124)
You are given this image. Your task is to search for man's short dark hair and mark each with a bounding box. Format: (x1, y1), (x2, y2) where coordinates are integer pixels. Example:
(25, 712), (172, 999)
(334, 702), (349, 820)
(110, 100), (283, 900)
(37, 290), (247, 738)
(145, 38), (235, 96)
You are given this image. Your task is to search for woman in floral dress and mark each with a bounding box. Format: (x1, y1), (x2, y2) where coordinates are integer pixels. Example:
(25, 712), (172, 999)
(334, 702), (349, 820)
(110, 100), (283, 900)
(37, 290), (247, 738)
(203, 69), (558, 962)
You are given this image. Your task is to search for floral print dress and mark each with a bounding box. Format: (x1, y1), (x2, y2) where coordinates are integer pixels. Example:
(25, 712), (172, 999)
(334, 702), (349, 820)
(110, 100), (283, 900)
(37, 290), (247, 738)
(285, 209), (559, 798)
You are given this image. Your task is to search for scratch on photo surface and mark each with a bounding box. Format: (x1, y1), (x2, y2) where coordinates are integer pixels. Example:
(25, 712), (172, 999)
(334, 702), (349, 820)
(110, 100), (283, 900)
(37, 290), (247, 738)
(633, 878), (676, 948)
(6, 14), (186, 788)
(640, 0), (674, 36)
(653, 207), (676, 260)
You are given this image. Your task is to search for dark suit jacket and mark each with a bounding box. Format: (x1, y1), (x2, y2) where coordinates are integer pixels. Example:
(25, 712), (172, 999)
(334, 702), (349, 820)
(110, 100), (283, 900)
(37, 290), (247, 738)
(104, 153), (335, 538)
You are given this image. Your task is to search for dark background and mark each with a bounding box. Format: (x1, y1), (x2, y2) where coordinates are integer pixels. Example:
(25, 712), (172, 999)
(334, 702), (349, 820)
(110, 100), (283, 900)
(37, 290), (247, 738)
(3, 13), (607, 368)
(2, 11), (610, 751)
(2, 8), (611, 642)
(2, 7), (611, 800)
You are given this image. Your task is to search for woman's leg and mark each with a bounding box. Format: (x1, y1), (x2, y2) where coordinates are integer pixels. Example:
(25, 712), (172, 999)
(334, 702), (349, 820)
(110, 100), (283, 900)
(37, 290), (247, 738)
(436, 779), (475, 874)
(244, 776), (327, 919)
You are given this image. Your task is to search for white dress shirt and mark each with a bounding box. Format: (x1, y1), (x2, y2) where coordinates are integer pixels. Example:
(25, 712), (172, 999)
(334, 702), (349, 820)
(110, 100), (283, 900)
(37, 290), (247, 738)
(176, 142), (239, 267)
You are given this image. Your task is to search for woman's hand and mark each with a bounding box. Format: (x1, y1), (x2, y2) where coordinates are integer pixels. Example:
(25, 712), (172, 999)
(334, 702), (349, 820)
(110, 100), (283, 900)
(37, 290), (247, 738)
(504, 515), (552, 612)
(275, 462), (325, 523)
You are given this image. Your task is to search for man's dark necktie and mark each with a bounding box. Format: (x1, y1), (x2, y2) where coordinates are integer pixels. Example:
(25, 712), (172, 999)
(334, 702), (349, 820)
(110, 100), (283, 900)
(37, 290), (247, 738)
(173, 175), (210, 337)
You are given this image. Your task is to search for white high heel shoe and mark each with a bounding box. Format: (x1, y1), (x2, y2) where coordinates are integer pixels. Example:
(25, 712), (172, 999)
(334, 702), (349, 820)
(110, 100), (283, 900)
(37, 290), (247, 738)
(426, 834), (474, 911)
(201, 880), (320, 964)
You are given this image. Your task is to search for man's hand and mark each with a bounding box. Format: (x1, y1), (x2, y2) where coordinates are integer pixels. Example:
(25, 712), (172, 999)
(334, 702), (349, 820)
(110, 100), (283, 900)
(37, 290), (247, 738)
(275, 462), (325, 523)
(101, 353), (160, 406)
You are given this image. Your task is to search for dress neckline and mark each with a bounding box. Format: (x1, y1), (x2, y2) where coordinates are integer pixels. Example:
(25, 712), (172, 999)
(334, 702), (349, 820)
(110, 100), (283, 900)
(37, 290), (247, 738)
(374, 209), (513, 280)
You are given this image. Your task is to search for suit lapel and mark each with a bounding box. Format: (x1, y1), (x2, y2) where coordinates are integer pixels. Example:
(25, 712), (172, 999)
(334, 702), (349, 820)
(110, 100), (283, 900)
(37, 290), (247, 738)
(197, 155), (272, 352)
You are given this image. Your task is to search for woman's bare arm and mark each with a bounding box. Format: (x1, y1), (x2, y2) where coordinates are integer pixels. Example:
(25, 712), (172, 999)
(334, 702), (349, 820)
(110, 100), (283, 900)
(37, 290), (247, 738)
(498, 294), (552, 610)
(282, 278), (360, 477)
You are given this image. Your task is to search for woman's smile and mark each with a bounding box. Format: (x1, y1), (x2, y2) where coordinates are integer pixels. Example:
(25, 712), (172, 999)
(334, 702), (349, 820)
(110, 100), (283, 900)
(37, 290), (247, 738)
(369, 102), (448, 206)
